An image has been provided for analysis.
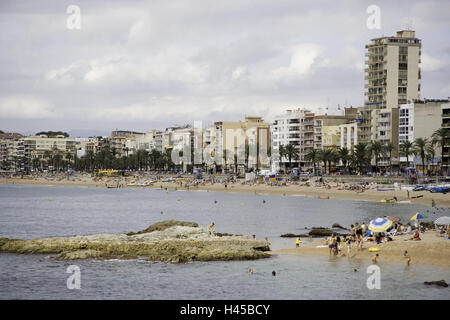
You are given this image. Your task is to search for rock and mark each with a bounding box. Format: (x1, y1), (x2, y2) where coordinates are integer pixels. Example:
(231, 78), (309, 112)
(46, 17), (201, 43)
(332, 223), (347, 230)
(424, 280), (448, 287)
(280, 233), (308, 238)
(309, 228), (333, 237)
(126, 220), (198, 236)
(0, 221), (270, 263)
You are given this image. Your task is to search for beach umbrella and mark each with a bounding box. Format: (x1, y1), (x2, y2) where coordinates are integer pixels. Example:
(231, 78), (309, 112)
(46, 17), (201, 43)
(435, 216), (450, 226)
(368, 217), (393, 233)
(410, 212), (428, 221)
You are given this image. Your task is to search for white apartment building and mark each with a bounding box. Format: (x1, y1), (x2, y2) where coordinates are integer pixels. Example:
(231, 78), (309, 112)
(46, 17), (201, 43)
(271, 108), (312, 172)
(399, 100), (446, 162)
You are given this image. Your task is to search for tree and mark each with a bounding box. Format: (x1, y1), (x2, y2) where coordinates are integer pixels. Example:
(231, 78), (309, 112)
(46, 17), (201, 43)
(399, 140), (414, 168)
(432, 128), (450, 174)
(278, 145), (286, 172)
(283, 144), (299, 171)
(318, 148), (333, 174)
(337, 147), (350, 174)
(383, 142), (395, 174)
(305, 149), (319, 175)
(369, 141), (384, 175)
(413, 138), (428, 176)
(426, 138), (437, 175)
(353, 143), (369, 174)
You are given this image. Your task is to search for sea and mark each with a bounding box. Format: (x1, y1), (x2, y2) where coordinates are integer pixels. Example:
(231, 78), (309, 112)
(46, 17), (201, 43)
(0, 184), (449, 299)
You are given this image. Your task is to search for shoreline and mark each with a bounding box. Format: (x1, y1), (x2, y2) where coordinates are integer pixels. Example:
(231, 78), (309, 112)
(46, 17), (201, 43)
(272, 232), (450, 268)
(1, 177), (449, 207)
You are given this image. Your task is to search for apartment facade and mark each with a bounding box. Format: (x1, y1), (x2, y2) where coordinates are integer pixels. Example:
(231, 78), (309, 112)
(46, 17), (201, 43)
(213, 116), (270, 172)
(440, 103), (450, 174)
(365, 30), (421, 110)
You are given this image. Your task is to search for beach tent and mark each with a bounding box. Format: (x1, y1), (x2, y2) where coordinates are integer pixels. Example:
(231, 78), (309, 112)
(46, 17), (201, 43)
(435, 216), (450, 226)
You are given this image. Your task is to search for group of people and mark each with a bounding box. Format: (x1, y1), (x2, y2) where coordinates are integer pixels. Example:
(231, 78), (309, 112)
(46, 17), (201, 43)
(326, 232), (363, 257)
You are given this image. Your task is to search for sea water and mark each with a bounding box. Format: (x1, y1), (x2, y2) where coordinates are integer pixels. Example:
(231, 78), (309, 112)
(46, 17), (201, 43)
(0, 184), (449, 299)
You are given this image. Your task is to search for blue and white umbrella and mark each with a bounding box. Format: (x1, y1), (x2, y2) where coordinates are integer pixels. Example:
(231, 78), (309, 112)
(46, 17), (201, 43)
(368, 217), (393, 233)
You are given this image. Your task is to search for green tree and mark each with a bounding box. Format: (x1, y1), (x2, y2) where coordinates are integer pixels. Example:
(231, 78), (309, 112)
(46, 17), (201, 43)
(305, 149), (319, 175)
(413, 137), (429, 176)
(383, 142), (395, 174)
(337, 147), (350, 174)
(353, 143), (369, 174)
(369, 141), (384, 174)
(399, 140), (414, 168)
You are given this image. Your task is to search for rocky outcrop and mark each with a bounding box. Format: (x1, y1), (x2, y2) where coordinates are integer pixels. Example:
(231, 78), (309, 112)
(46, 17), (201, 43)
(424, 280), (448, 287)
(0, 220), (270, 263)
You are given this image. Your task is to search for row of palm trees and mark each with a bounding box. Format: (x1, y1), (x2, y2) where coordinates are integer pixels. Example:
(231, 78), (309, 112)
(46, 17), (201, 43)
(279, 127), (449, 175)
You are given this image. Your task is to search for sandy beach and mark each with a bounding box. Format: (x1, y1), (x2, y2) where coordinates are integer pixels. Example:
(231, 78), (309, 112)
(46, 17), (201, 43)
(273, 232), (450, 267)
(2, 175), (450, 207)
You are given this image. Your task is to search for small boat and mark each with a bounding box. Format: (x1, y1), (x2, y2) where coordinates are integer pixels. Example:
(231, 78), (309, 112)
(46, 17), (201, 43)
(318, 196), (329, 199)
(396, 200), (411, 204)
(380, 199), (395, 203)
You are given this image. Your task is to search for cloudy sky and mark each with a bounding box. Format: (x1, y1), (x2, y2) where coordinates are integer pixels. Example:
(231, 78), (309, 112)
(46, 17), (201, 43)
(0, 0), (449, 136)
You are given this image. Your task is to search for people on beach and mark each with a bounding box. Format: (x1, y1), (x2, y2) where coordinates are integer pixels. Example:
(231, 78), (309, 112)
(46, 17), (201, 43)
(208, 222), (215, 236)
(404, 250), (411, 266)
(411, 230), (421, 241)
(371, 253), (379, 264)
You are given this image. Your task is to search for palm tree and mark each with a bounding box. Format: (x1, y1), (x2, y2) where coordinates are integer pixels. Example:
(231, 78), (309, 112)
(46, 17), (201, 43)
(399, 140), (414, 168)
(318, 148), (333, 174)
(413, 138), (429, 176)
(305, 149), (319, 175)
(337, 147), (349, 174)
(278, 145), (286, 172)
(383, 142), (395, 174)
(353, 143), (368, 174)
(432, 128), (450, 174)
(426, 138), (437, 175)
(283, 144), (299, 171)
(369, 141), (384, 175)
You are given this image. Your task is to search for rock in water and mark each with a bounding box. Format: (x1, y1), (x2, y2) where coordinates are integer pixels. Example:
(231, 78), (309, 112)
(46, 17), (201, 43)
(0, 221), (270, 263)
(424, 280), (448, 287)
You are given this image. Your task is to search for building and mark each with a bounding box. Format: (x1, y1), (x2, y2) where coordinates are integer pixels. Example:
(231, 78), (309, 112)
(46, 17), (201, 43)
(300, 112), (315, 167)
(110, 130), (144, 157)
(23, 135), (76, 171)
(440, 102), (450, 174)
(212, 116), (270, 172)
(0, 132), (24, 171)
(271, 108), (307, 172)
(314, 108), (358, 150)
(365, 30), (421, 110)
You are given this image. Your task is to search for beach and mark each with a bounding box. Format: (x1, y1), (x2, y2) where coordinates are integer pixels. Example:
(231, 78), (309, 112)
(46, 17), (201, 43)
(273, 232), (450, 267)
(1, 175), (449, 207)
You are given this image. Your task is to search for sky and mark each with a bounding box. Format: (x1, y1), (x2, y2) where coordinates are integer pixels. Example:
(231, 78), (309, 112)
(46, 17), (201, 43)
(0, 0), (449, 137)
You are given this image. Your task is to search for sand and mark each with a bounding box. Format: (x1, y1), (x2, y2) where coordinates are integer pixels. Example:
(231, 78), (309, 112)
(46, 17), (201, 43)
(2, 175), (449, 207)
(272, 232), (450, 267)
